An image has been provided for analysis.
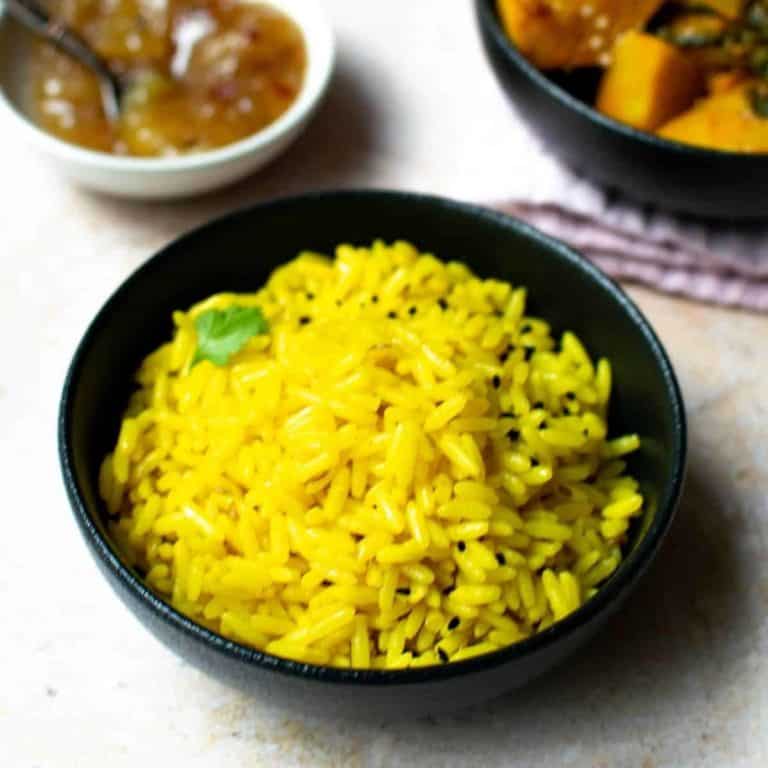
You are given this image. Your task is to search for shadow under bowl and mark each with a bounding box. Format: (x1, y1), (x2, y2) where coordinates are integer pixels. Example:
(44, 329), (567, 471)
(474, 0), (768, 221)
(58, 190), (686, 719)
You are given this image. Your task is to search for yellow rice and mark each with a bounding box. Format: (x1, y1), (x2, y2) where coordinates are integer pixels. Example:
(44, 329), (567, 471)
(100, 240), (644, 669)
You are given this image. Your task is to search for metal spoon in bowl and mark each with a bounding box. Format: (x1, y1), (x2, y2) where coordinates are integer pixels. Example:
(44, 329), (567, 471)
(5, 0), (122, 121)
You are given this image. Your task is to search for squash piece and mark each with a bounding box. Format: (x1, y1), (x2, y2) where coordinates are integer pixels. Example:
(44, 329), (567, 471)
(496, 0), (664, 70)
(596, 32), (704, 131)
(707, 70), (748, 95)
(658, 83), (768, 152)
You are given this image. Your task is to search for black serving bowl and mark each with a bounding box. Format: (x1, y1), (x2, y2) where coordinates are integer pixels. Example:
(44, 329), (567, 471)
(475, 0), (768, 220)
(59, 190), (686, 719)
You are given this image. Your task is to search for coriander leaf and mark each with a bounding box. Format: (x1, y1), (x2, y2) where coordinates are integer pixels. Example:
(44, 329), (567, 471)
(192, 305), (269, 366)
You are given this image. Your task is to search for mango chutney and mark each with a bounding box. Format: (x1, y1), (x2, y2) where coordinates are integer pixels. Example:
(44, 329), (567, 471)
(30, 1), (307, 156)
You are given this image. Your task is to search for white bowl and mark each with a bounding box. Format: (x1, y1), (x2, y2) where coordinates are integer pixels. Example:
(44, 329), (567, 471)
(0, 0), (335, 199)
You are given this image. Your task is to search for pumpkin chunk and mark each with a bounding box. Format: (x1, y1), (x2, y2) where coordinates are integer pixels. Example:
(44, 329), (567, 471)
(658, 82), (768, 152)
(497, 0), (664, 69)
(596, 32), (704, 131)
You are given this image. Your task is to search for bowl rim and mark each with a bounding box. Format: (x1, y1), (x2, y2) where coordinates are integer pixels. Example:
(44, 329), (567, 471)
(58, 189), (687, 686)
(0, 0), (335, 172)
(475, 0), (768, 161)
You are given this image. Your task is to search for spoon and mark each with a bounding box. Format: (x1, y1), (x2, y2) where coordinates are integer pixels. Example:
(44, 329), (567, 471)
(5, 0), (123, 120)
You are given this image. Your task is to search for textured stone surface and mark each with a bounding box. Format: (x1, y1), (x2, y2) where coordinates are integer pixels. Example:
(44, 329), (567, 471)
(1, 1), (766, 766)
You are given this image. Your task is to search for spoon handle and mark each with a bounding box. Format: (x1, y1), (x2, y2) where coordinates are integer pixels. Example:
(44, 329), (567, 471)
(5, 0), (121, 120)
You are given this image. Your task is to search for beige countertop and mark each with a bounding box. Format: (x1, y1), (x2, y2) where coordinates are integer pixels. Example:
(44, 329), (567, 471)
(1, 2), (767, 766)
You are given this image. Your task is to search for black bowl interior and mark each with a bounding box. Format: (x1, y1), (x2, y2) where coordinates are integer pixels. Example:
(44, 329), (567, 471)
(475, 0), (768, 220)
(59, 191), (686, 716)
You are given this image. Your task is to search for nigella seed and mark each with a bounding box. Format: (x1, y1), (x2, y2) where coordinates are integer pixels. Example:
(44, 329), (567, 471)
(533, 401), (544, 410)
(442, 586), (454, 595)
(438, 648), (449, 663)
(387, 311), (397, 319)
(506, 429), (520, 441)
(524, 347), (535, 361)
(299, 316), (311, 325)
(566, 392), (576, 400)
(530, 457), (540, 467)
(438, 298), (448, 310)
(447, 617), (460, 631)
(539, 421), (548, 430)
(521, 323), (532, 334)
(372, 295), (379, 303)
(396, 587), (411, 596)
(335, 300), (342, 307)
(321, 579), (332, 586)
(500, 411), (515, 418)
(492, 375), (501, 389)
(499, 351), (509, 363)
(457, 540), (467, 552)
(306, 292), (315, 300)
(496, 552), (506, 566)
(408, 306), (417, 316)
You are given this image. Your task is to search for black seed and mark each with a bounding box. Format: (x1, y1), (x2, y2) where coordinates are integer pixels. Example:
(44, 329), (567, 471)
(438, 298), (448, 310)
(583, 429), (589, 437)
(494, 310), (503, 318)
(524, 347), (535, 362)
(533, 401), (544, 410)
(306, 292), (315, 300)
(530, 457), (540, 467)
(506, 429), (520, 441)
(499, 351), (509, 363)
(496, 552), (506, 566)
(566, 392), (576, 400)
(442, 586), (454, 595)
(299, 316), (311, 325)
(321, 579), (332, 586)
(521, 323), (532, 334)
(539, 421), (548, 430)
(438, 648), (449, 663)
(457, 540), (467, 552)
(372, 295), (379, 303)
(387, 311), (397, 319)
(447, 617), (460, 630)
(396, 587), (411, 596)
(408, 306), (417, 316)
(492, 375), (501, 389)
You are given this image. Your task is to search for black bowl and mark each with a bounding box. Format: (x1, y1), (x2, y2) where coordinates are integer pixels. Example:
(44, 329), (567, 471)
(475, 0), (768, 220)
(59, 190), (686, 719)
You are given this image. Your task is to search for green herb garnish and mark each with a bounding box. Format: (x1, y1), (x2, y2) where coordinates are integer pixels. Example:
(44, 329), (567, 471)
(192, 305), (269, 366)
(749, 84), (768, 117)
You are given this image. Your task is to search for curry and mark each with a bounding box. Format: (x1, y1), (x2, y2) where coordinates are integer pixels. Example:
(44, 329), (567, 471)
(498, 0), (768, 153)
